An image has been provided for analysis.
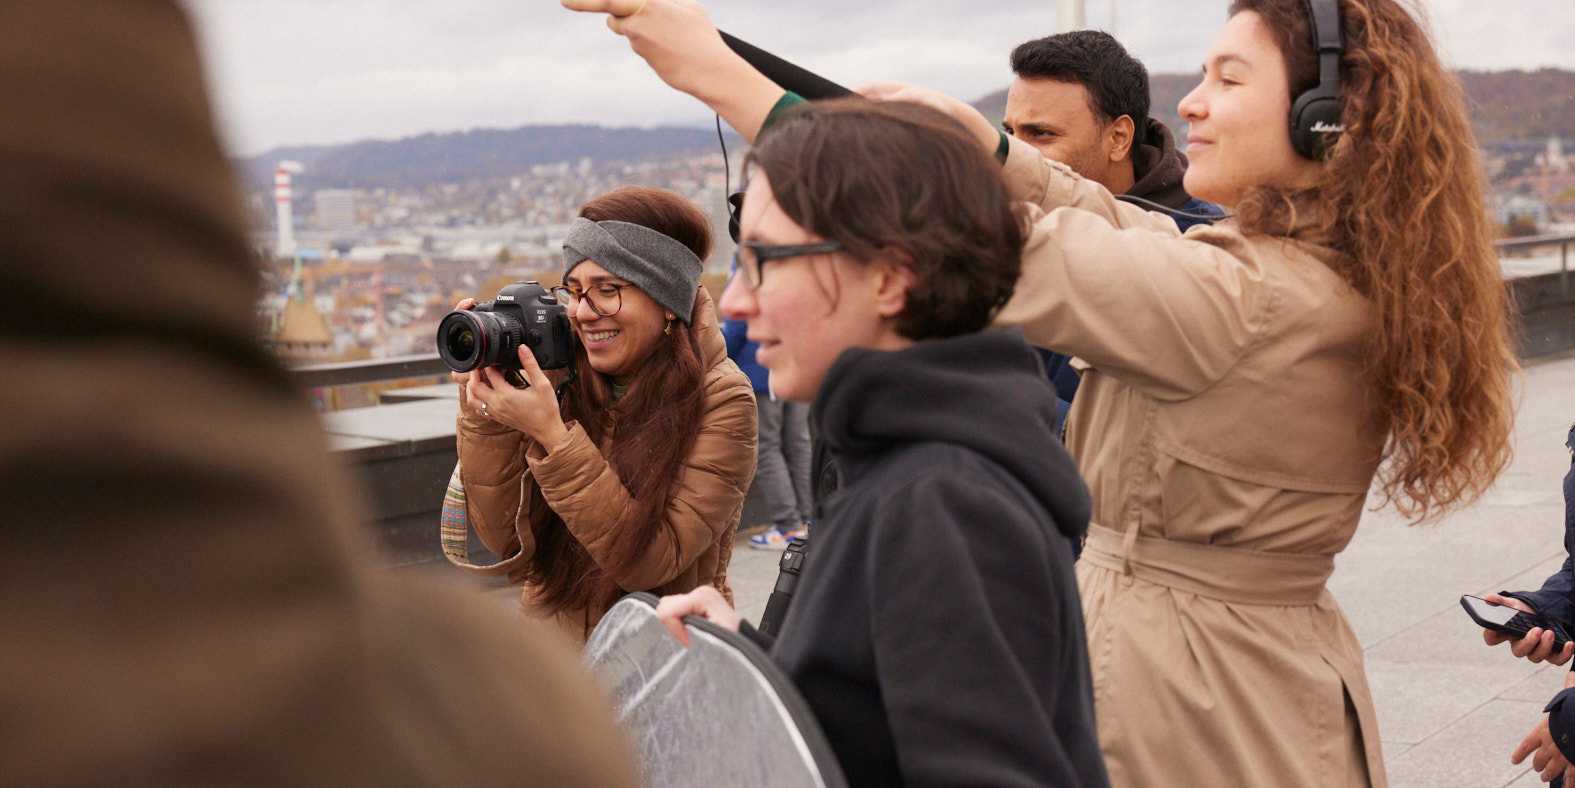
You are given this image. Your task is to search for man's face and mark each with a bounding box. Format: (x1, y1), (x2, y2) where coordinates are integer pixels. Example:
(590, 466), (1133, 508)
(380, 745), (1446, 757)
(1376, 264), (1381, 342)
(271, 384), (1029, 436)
(1003, 77), (1114, 187)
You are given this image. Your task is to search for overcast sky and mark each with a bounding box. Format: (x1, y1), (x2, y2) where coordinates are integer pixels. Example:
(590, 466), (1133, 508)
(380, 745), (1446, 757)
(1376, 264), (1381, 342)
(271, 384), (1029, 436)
(183, 1), (1575, 157)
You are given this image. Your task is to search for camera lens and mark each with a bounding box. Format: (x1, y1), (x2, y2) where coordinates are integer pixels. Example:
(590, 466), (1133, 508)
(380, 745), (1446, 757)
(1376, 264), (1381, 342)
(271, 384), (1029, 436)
(436, 311), (487, 372)
(448, 325), (476, 358)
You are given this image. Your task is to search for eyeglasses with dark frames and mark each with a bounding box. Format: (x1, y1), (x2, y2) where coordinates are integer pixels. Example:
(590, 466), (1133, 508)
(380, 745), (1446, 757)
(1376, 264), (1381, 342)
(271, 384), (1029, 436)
(736, 240), (844, 289)
(550, 282), (629, 317)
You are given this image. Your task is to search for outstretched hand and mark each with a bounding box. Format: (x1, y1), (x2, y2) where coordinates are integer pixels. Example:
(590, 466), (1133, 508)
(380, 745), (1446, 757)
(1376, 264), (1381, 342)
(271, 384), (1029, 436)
(560, 0), (783, 142)
(560, 0), (730, 96)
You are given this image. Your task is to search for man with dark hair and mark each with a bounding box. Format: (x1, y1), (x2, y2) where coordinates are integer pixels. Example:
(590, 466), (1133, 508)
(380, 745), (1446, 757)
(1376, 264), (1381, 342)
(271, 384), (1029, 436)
(1004, 30), (1222, 422)
(1005, 30), (1217, 225)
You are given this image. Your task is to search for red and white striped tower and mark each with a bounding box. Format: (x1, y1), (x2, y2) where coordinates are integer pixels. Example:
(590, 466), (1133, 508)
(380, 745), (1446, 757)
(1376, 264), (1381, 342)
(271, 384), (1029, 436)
(274, 161), (303, 258)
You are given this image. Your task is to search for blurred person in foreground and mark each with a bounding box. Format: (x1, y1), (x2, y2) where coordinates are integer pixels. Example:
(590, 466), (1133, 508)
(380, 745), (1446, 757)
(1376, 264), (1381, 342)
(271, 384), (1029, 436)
(565, 0), (1517, 784)
(451, 186), (756, 643)
(0, 2), (637, 784)
(673, 100), (1106, 785)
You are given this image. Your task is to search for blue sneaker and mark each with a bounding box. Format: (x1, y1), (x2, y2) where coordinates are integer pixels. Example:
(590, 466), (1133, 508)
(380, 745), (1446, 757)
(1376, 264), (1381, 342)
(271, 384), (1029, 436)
(748, 524), (808, 550)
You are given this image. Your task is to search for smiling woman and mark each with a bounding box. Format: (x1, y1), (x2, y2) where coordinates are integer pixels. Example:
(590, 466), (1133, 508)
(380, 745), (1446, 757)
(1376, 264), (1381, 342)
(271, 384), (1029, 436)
(450, 185), (757, 644)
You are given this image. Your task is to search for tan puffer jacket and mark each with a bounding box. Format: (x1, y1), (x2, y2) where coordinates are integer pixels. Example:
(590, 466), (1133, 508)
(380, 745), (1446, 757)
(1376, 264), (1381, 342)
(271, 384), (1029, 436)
(457, 286), (757, 643)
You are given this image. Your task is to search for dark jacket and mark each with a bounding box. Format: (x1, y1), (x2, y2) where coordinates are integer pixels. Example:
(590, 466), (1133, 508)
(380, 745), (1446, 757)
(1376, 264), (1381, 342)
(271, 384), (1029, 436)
(1518, 426), (1575, 764)
(0, 3), (638, 784)
(1038, 118), (1224, 415)
(723, 317), (770, 393)
(1505, 426), (1575, 629)
(745, 331), (1108, 787)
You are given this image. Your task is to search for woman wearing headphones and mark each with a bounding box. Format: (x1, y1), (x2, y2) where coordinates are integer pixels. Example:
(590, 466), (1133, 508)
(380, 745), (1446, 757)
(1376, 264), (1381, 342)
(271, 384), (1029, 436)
(564, 0), (1515, 784)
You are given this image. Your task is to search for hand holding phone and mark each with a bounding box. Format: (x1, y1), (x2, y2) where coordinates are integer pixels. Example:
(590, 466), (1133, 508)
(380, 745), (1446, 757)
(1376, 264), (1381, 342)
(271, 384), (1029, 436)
(1462, 594), (1575, 664)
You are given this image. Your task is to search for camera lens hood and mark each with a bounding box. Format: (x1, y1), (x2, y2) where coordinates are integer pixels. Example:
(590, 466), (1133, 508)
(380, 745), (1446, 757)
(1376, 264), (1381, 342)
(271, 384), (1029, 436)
(436, 310), (488, 373)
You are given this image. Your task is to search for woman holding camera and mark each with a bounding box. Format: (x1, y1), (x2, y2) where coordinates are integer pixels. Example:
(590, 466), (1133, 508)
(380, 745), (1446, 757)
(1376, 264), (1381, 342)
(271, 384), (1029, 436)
(566, 0), (1516, 784)
(452, 186), (757, 644)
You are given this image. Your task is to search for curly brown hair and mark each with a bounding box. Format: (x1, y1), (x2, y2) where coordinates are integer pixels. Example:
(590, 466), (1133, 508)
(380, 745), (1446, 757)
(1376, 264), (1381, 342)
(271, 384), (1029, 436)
(746, 98), (1027, 339)
(1228, 0), (1516, 521)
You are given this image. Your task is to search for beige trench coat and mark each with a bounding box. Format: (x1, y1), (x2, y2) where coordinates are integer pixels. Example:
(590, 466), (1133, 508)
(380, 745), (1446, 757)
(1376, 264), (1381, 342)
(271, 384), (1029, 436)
(998, 136), (1388, 787)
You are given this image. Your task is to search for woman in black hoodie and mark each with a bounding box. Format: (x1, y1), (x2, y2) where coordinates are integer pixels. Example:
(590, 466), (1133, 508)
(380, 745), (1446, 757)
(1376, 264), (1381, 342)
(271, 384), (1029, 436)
(654, 99), (1109, 787)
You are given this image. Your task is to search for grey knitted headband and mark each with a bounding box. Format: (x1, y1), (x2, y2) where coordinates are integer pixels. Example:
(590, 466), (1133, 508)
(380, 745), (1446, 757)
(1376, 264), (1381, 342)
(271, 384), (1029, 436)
(562, 218), (703, 322)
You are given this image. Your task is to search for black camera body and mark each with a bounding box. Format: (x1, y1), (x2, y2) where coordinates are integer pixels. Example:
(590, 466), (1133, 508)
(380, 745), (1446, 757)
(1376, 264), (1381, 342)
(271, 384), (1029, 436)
(436, 281), (575, 373)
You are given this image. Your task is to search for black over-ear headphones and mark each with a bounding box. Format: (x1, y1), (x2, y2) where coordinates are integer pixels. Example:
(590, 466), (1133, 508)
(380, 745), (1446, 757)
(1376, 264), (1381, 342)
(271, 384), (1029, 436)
(1289, 0), (1345, 159)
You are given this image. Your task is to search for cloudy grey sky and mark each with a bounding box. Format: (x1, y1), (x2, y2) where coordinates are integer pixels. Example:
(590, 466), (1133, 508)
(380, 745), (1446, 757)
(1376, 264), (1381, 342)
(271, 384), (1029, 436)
(184, 1), (1575, 157)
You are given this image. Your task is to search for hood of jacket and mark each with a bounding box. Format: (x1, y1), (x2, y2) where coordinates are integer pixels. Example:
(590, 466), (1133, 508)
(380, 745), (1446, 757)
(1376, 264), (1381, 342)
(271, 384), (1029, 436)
(1129, 118), (1194, 211)
(812, 331), (1090, 539)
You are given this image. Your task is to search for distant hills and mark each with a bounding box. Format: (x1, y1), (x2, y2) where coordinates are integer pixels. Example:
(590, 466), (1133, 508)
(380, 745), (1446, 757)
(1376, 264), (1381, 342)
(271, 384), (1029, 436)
(973, 68), (1575, 147)
(241, 68), (1571, 193)
(239, 125), (734, 192)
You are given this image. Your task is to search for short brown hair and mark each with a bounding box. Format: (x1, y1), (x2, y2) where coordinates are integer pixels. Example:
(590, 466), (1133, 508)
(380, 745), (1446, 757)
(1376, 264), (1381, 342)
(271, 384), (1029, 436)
(746, 99), (1026, 339)
(578, 185), (712, 261)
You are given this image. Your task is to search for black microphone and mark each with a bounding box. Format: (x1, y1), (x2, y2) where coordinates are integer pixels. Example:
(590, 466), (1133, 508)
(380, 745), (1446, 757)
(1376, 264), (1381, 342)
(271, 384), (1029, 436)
(719, 31), (852, 100)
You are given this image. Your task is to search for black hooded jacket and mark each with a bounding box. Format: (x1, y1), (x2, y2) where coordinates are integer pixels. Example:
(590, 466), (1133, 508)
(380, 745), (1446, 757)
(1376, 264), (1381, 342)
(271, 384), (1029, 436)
(1128, 117), (1195, 213)
(744, 331), (1108, 787)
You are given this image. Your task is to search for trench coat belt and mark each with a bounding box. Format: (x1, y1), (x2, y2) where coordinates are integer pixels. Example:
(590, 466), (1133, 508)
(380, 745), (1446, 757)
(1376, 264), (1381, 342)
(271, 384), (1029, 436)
(1082, 523), (1334, 606)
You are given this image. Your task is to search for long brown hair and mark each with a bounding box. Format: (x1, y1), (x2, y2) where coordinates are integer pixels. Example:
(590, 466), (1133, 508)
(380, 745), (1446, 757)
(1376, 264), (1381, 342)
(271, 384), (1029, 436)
(523, 187), (711, 613)
(1227, 0), (1516, 521)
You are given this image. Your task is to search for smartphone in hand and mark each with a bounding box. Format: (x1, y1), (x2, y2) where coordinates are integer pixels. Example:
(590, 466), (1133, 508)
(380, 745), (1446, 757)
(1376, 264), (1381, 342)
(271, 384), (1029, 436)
(1461, 594), (1571, 651)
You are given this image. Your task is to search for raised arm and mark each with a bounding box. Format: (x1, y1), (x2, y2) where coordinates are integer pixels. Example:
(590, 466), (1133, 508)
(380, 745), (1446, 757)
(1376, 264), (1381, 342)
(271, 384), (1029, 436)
(1000, 134), (1184, 231)
(1000, 211), (1270, 399)
(561, 0), (784, 142)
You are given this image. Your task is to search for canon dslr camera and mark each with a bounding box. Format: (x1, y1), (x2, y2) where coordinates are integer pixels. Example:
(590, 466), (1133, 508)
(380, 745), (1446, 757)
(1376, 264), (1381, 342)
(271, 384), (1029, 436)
(436, 281), (575, 373)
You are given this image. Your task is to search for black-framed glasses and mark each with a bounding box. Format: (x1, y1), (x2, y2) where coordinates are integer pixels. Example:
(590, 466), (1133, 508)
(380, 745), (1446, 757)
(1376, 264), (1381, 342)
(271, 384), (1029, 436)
(736, 240), (843, 289)
(550, 283), (628, 317)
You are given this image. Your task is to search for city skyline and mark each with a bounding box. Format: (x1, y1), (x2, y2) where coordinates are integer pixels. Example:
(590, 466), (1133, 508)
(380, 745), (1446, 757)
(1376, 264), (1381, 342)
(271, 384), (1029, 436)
(186, 0), (1575, 157)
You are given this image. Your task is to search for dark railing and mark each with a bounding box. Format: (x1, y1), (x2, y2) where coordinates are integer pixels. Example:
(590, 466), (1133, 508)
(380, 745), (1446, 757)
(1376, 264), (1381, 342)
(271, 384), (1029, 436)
(291, 353), (450, 389)
(1496, 231), (1572, 300)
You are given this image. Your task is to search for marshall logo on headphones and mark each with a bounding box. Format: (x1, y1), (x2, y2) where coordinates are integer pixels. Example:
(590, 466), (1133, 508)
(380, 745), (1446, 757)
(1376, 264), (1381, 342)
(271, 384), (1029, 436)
(1312, 121), (1345, 134)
